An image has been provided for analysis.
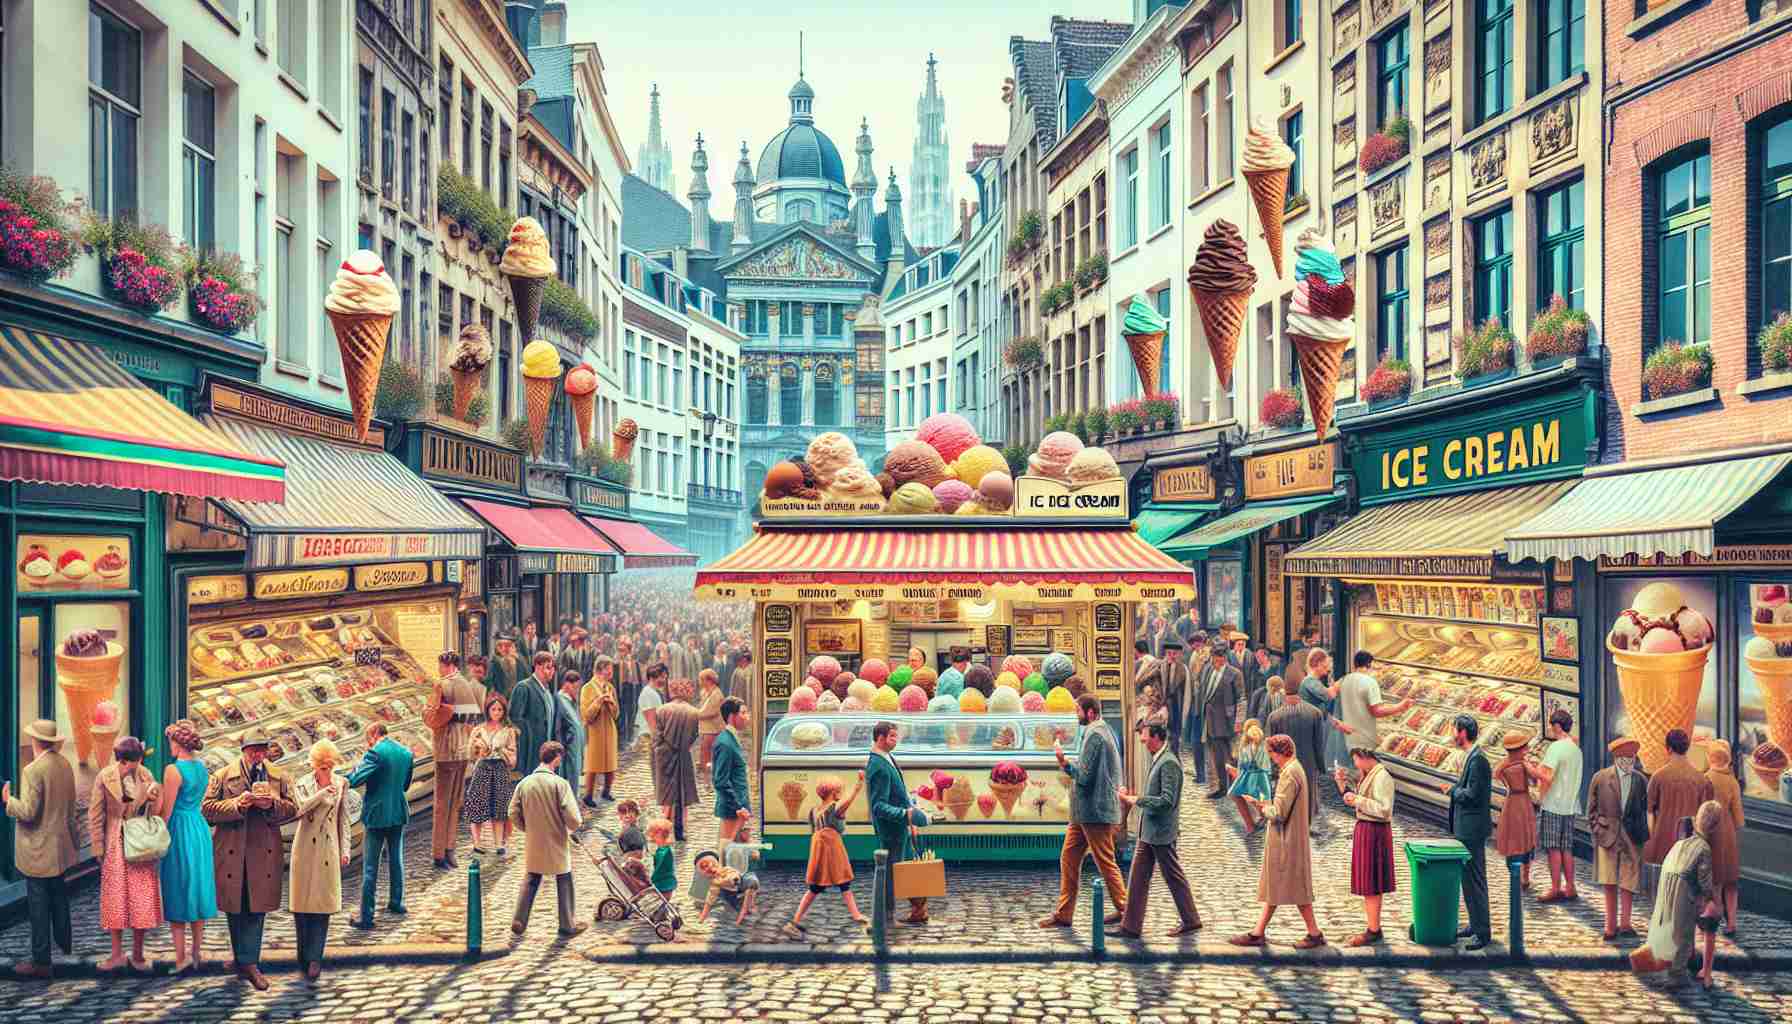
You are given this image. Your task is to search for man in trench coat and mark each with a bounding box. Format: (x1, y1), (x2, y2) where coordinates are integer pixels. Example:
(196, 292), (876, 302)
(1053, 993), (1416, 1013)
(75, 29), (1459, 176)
(201, 728), (296, 990)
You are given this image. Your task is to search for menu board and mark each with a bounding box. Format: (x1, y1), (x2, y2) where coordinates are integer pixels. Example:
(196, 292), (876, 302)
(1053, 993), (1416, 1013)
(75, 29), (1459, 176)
(765, 637), (793, 667)
(1093, 603), (1122, 632)
(17, 534), (132, 592)
(1265, 544), (1287, 653)
(764, 668), (793, 700)
(985, 625), (1011, 659)
(1289, 572), (1308, 641)
(764, 604), (795, 633)
(863, 621), (889, 662)
(385, 606), (450, 664)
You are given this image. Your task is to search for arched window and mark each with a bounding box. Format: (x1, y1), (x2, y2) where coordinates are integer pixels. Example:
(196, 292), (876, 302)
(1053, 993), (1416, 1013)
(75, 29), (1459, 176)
(746, 460), (769, 498)
(785, 199), (816, 224)
(746, 370), (768, 423)
(780, 362), (802, 425)
(814, 361), (838, 426)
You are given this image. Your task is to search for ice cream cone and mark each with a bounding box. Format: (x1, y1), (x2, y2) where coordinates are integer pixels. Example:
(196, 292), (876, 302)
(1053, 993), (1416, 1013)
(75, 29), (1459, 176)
(508, 274), (547, 343)
(988, 780), (1026, 818)
(523, 375), (557, 456)
(1123, 331), (1165, 397)
(1192, 289), (1251, 391)
(90, 724), (119, 770)
(1291, 333), (1350, 440)
(450, 366), (483, 420)
(1755, 621), (1792, 643)
(1609, 640), (1711, 774)
(570, 391), (594, 449)
(327, 310), (393, 441)
(780, 790), (806, 821)
(944, 781), (974, 821)
(55, 643), (123, 765)
(1245, 167), (1290, 278)
(612, 425), (638, 462)
(1746, 655), (1792, 752)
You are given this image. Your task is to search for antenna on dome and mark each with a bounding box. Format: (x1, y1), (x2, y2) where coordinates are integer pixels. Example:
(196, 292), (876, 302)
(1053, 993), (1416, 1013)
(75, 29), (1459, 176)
(799, 31), (805, 79)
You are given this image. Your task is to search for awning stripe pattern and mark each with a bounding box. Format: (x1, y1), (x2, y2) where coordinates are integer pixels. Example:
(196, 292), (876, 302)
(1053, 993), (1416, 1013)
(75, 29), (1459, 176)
(581, 516), (699, 569)
(460, 500), (620, 558)
(1134, 504), (1218, 546)
(0, 326), (284, 501)
(1284, 481), (1576, 575)
(1160, 495), (1338, 560)
(1504, 453), (1792, 563)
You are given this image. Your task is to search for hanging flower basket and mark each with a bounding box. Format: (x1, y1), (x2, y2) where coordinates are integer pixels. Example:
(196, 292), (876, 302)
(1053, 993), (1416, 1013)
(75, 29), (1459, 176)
(1362, 358), (1413, 404)
(184, 250), (264, 334)
(1260, 388), (1305, 429)
(0, 167), (82, 282)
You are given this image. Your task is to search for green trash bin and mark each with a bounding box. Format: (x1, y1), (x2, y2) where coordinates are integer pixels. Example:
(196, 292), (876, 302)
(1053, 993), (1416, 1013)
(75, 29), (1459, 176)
(1405, 839), (1471, 946)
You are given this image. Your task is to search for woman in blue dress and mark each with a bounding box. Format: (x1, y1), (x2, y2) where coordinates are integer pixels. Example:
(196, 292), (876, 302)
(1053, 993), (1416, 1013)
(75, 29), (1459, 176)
(1227, 719), (1274, 832)
(157, 719), (217, 973)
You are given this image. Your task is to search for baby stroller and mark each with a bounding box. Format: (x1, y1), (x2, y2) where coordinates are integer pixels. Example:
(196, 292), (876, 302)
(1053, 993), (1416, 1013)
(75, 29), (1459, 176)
(578, 828), (684, 942)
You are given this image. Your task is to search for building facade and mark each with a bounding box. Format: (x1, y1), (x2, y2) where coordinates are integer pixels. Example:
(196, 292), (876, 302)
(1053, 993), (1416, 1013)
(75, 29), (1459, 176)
(908, 54), (954, 250)
(882, 244), (960, 448)
(952, 147), (1009, 445)
(1039, 70), (1111, 427)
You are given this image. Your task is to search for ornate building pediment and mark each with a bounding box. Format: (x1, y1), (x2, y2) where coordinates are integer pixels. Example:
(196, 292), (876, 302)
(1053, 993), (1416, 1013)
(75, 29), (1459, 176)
(720, 226), (878, 284)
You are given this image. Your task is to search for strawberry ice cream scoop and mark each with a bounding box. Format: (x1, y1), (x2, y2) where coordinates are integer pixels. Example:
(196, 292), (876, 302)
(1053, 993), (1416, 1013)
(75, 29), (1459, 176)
(915, 413), (982, 464)
(1027, 432), (1085, 480)
(1607, 581), (1713, 652)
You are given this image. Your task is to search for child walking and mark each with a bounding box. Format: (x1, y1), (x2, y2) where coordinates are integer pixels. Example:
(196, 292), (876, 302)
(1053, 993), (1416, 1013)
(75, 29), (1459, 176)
(646, 818), (678, 901)
(784, 772), (867, 937)
(1226, 719), (1272, 832)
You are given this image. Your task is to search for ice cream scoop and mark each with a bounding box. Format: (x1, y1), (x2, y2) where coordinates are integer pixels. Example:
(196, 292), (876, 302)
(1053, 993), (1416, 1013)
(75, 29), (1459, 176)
(871, 686), (900, 712)
(953, 445), (1008, 488)
(449, 323), (494, 371)
(1044, 686), (1076, 713)
(807, 657), (840, 685)
(1631, 582), (1685, 620)
(899, 685), (929, 713)
(1242, 122), (1297, 173)
(1021, 691), (1046, 713)
(964, 664), (994, 695)
(1002, 655), (1035, 678)
(789, 687), (818, 712)
(825, 464), (885, 505)
(816, 691), (842, 713)
(91, 699), (120, 728)
(1287, 234), (1355, 342)
(915, 413), (982, 464)
(959, 689), (988, 713)
(936, 667), (965, 698)
(1123, 295), (1168, 336)
(1188, 220), (1258, 296)
(521, 339), (560, 378)
(1041, 652), (1075, 685)
(762, 461), (810, 500)
(912, 666), (939, 698)
(928, 694), (959, 713)
(847, 679), (877, 706)
(977, 471), (1015, 512)
(990, 687), (1022, 714)
(1607, 582), (1714, 651)
(1760, 584), (1790, 607)
(859, 659), (891, 686)
(63, 629), (107, 658)
(323, 249), (400, 316)
(1023, 672), (1049, 696)
(805, 432), (862, 488)
(841, 696), (867, 712)
(564, 363), (597, 396)
(885, 441), (951, 489)
(886, 481), (941, 515)
(994, 671), (1020, 693)
(1746, 635), (1781, 660)
(1066, 447), (1120, 486)
(890, 665), (914, 689)
(498, 217), (553, 278)
(933, 479), (974, 514)
(1028, 432), (1085, 481)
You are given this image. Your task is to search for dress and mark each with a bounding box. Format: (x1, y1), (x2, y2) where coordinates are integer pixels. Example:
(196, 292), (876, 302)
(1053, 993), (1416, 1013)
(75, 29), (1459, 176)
(1494, 757), (1537, 861)
(805, 803), (854, 889)
(1640, 835), (1715, 985)
(1228, 743), (1273, 801)
(93, 764), (163, 931)
(463, 725), (518, 825)
(1705, 766), (1744, 888)
(159, 758), (218, 923)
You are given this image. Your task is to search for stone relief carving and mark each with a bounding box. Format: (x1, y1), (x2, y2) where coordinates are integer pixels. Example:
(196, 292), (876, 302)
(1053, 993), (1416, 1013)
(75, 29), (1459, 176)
(1424, 34), (1451, 115)
(1334, 119), (1359, 170)
(1467, 130), (1508, 195)
(1334, 1), (1361, 56)
(1334, 197), (1358, 253)
(1530, 95), (1577, 167)
(1425, 323), (1451, 368)
(732, 237), (863, 282)
(1425, 272), (1450, 311)
(1422, 152), (1450, 211)
(1370, 0), (1401, 30)
(1334, 57), (1357, 121)
(1368, 174), (1404, 238)
(1424, 217), (1450, 262)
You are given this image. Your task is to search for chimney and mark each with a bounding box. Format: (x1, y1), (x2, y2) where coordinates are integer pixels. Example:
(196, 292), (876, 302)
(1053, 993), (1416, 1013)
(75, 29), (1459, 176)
(959, 199), (972, 246)
(673, 247), (689, 280)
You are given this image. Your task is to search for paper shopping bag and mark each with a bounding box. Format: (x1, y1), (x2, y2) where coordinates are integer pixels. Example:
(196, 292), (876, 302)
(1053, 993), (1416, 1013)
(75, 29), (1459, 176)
(891, 854), (946, 900)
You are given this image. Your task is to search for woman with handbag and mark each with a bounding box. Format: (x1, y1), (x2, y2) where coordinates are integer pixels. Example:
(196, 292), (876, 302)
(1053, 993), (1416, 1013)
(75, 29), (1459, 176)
(89, 735), (164, 971)
(157, 720), (217, 973)
(289, 740), (350, 981)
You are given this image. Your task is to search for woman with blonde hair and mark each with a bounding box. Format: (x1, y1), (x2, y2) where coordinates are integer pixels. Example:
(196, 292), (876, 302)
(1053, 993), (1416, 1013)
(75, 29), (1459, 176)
(1225, 719), (1272, 832)
(92, 735), (161, 971)
(1703, 740), (1744, 934)
(1635, 801), (1724, 989)
(158, 719), (216, 973)
(289, 740), (349, 980)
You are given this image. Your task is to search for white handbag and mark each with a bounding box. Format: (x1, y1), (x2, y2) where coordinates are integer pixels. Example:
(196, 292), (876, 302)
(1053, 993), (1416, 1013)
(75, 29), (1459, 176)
(122, 801), (170, 864)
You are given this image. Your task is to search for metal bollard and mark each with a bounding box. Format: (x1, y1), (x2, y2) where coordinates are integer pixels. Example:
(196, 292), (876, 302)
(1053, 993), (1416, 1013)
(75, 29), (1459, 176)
(1506, 856), (1525, 959)
(467, 859), (482, 956)
(1090, 871), (1106, 958)
(871, 849), (889, 957)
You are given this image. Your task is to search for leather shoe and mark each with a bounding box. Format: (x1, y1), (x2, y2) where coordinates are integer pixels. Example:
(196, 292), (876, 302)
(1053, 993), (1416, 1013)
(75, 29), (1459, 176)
(1346, 930), (1383, 947)
(1464, 936), (1491, 951)
(1457, 926), (1475, 938)
(387, 904), (408, 915)
(240, 964), (270, 991)
(1167, 921), (1202, 936)
(305, 960), (322, 982)
(1294, 933), (1327, 950)
(511, 920), (526, 936)
(558, 922), (590, 937)
(1103, 911), (1124, 925)
(11, 962), (51, 979)
(1227, 932), (1265, 947)
(348, 918), (375, 930)
(432, 858), (450, 870)
(1105, 927), (1142, 939)
(1037, 915), (1072, 928)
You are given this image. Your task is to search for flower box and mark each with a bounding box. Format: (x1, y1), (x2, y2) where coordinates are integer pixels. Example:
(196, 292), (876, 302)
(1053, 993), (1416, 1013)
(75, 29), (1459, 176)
(0, 168), (82, 282)
(1260, 388), (1305, 429)
(1643, 341), (1713, 401)
(1758, 312), (1792, 375)
(1455, 318), (1516, 382)
(184, 250), (264, 334)
(1526, 295), (1591, 367)
(1362, 358), (1413, 404)
(1358, 118), (1411, 176)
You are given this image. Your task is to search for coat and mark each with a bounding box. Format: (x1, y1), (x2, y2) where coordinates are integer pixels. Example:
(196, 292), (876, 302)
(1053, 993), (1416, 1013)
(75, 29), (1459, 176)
(1494, 755), (1537, 857)
(866, 749), (927, 856)
(487, 653), (527, 703)
(1136, 658), (1189, 711)
(1257, 759), (1314, 906)
(1706, 766), (1744, 887)
(87, 761), (158, 862)
(554, 691), (584, 786)
(5, 748), (77, 878)
(1588, 765), (1649, 852)
(1133, 744), (1183, 845)
(508, 764), (583, 875)
(1645, 757), (1714, 865)
(1267, 700), (1328, 796)
(651, 700), (700, 807)
(201, 756), (297, 914)
(288, 778), (349, 914)
(509, 673), (560, 778)
(696, 685), (724, 737)
(430, 670), (486, 763)
(711, 728), (750, 819)
(1063, 720), (1122, 824)
(556, 646), (594, 687)
(347, 737), (414, 830)
(1450, 746), (1494, 845)
(1196, 662), (1243, 740)
(579, 678), (620, 774)
(729, 666), (753, 702)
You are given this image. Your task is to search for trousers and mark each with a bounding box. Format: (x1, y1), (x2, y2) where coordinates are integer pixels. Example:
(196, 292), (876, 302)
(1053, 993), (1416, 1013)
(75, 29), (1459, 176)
(294, 912), (330, 964)
(25, 875), (71, 966)
(1119, 841), (1200, 932)
(228, 873), (264, 966)
(1052, 822), (1128, 922)
(1206, 737), (1234, 793)
(1461, 841), (1491, 940)
(433, 760), (468, 858)
(514, 871), (576, 932)
(361, 825), (406, 922)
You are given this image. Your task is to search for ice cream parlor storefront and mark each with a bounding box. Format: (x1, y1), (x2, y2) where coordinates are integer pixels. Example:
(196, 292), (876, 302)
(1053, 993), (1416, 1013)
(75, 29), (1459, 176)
(1504, 443), (1792, 916)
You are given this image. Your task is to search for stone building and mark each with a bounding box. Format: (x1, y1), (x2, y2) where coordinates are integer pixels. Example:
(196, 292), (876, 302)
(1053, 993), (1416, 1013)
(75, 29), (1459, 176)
(908, 53), (954, 249)
(636, 84), (675, 197)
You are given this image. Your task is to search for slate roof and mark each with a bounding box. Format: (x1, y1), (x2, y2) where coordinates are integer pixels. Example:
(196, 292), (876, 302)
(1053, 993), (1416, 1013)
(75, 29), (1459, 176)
(1010, 38), (1058, 146)
(1051, 16), (1134, 80)
(523, 44), (575, 99)
(757, 123), (848, 186)
(1010, 18), (1133, 151)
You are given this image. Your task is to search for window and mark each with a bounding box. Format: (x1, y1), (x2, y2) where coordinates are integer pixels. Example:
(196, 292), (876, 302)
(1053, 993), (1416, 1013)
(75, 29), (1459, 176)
(88, 5), (140, 219)
(1765, 118), (1792, 329)
(1477, 0), (1514, 122)
(1537, 0), (1585, 92)
(1095, 173), (1107, 248)
(1282, 111), (1304, 200)
(1655, 149), (1712, 352)
(275, 154), (300, 365)
(253, 120), (268, 340)
(461, 81), (474, 177)
(497, 316), (511, 422)
(1150, 121), (1172, 231)
(439, 58), (453, 162)
(1375, 245), (1409, 363)
(1217, 62), (1235, 181)
(1474, 206), (1513, 327)
(279, 0), (307, 85)
(318, 179), (340, 375)
(381, 91), (396, 198)
(481, 103), (494, 193)
(358, 69), (373, 182)
(181, 72), (216, 250)
(1119, 148), (1139, 249)
(499, 123), (512, 207)
(318, 0), (341, 114)
(780, 365), (801, 424)
(1154, 289), (1171, 395)
(1536, 177), (1584, 311)
(401, 252), (415, 362)
(1376, 25), (1409, 127)
(401, 111), (415, 211)
(1277, 0), (1302, 50)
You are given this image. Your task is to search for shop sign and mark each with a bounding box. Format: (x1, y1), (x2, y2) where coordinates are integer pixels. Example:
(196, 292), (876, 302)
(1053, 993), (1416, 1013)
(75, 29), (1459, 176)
(208, 380), (385, 447)
(1598, 546), (1792, 570)
(1264, 544), (1288, 652)
(554, 553), (609, 574)
(1244, 443), (1336, 501)
(697, 579), (1193, 602)
(187, 574), (248, 605)
(1286, 553), (1496, 580)
(354, 562), (432, 592)
(985, 625), (1011, 658)
(573, 477), (630, 515)
(1541, 663), (1581, 695)
(269, 531), (472, 568)
(764, 604), (795, 633)
(1013, 627), (1051, 650)
(17, 535), (132, 592)
(1353, 391), (1592, 504)
(420, 427), (523, 492)
(1015, 476), (1127, 518)
(517, 552), (555, 575)
(1152, 464), (1216, 503)
(253, 568), (350, 600)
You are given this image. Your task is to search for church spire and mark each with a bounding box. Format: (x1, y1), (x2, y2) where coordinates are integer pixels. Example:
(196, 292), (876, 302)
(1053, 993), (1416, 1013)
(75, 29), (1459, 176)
(909, 53), (953, 248)
(852, 117), (876, 261)
(688, 133), (711, 253)
(883, 166), (906, 291)
(787, 32), (815, 124)
(732, 141), (756, 254)
(636, 83), (675, 194)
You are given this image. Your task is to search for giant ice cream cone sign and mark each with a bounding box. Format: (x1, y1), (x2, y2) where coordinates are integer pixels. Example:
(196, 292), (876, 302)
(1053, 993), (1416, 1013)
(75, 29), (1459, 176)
(1745, 587), (1792, 753)
(1285, 228), (1355, 440)
(1606, 583), (1715, 774)
(520, 339), (561, 456)
(612, 417), (639, 463)
(565, 362), (597, 448)
(56, 630), (123, 766)
(499, 216), (553, 342)
(1242, 118), (1296, 279)
(1187, 220), (1257, 392)
(323, 250), (399, 441)
(1120, 295), (1168, 396)
(447, 323), (493, 420)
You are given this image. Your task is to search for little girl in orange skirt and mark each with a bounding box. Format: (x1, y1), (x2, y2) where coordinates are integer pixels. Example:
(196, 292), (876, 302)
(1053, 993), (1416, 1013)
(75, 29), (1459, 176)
(783, 771), (866, 937)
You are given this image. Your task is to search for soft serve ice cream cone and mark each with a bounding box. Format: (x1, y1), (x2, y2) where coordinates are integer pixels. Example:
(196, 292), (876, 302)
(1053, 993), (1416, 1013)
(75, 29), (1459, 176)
(1120, 295), (1168, 396)
(1242, 118), (1297, 278)
(323, 250), (400, 441)
(447, 323), (493, 420)
(1285, 228), (1356, 440)
(1188, 221), (1258, 392)
(520, 340), (561, 456)
(1607, 582), (1714, 772)
(499, 217), (553, 341)
(564, 362), (597, 448)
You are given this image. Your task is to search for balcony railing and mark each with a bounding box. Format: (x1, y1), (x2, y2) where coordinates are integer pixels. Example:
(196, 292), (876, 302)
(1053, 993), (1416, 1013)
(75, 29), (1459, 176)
(686, 483), (743, 506)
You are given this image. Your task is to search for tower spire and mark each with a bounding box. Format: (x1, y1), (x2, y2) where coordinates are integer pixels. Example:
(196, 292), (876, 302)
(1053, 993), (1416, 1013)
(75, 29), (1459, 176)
(732, 140), (756, 254)
(853, 117), (877, 261)
(688, 133), (712, 253)
(909, 53), (953, 248)
(637, 83), (675, 194)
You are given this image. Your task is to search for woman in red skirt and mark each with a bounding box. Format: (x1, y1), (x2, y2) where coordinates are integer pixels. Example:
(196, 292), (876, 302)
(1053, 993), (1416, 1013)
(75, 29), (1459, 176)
(1338, 746), (1396, 946)
(783, 772), (866, 937)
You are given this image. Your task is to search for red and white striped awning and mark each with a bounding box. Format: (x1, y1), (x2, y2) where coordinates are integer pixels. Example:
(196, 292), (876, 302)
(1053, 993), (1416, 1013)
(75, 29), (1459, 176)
(694, 525), (1194, 602)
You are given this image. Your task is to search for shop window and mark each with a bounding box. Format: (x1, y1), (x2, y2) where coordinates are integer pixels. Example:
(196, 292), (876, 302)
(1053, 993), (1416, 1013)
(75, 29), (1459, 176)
(1761, 116), (1792, 333)
(53, 601), (132, 853)
(1601, 576), (1717, 759)
(16, 612), (40, 782)
(1738, 580), (1792, 805)
(1536, 177), (1585, 311)
(1653, 148), (1711, 355)
(1205, 559), (1243, 632)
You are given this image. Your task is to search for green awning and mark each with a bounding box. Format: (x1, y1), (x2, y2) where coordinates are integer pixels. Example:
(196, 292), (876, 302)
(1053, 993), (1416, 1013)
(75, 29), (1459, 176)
(1160, 495), (1339, 561)
(1505, 452), (1792, 562)
(1134, 503), (1219, 546)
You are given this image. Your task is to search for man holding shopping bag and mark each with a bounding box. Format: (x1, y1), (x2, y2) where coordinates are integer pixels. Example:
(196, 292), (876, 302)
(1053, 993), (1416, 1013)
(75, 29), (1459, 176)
(867, 721), (931, 925)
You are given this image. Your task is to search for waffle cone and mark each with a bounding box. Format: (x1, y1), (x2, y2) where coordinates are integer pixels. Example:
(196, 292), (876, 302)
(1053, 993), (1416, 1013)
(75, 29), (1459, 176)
(508, 273), (547, 342)
(988, 779), (1026, 817)
(1192, 289), (1251, 391)
(780, 792), (806, 820)
(1752, 760), (1788, 794)
(1123, 331), (1165, 396)
(570, 391), (594, 448)
(450, 366), (484, 419)
(56, 644), (123, 764)
(523, 375), (556, 456)
(1609, 640), (1710, 774)
(328, 310), (393, 441)
(1245, 167), (1289, 278)
(1291, 334), (1349, 440)
(612, 428), (637, 462)
(944, 782), (974, 821)
(1746, 656), (1792, 752)
(1754, 621), (1792, 643)
(90, 725), (119, 769)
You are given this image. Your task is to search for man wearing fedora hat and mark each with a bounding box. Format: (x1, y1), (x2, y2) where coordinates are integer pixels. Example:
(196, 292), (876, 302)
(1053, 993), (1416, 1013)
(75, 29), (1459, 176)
(202, 727), (296, 990)
(4, 720), (77, 978)
(487, 631), (526, 706)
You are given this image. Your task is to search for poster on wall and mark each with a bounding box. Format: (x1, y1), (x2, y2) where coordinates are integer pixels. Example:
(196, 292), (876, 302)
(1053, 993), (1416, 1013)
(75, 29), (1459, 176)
(17, 535), (132, 592)
(1264, 544), (1287, 653)
(1541, 616), (1579, 663)
(804, 620), (861, 656)
(1289, 570), (1308, 641)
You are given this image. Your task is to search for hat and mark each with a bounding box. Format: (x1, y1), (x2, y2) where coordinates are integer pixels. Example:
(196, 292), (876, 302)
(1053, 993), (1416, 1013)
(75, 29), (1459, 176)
(1501, 731), (1532, 751)
(23, 719), (63, 744)
(239, 727), (272, 749)
(494, 630), (517, 643)
(1608, 737), (1640, 757)
(1160, 636), (1184, 650)
(1229, 632), (1250, 643)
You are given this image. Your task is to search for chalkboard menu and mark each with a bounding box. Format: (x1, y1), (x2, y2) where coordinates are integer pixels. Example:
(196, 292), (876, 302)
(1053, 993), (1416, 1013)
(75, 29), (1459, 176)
(764, 604), (794, 633)
(984, 624), (1011, 659)
(764, 668), (793, 699)
(765, 637), (793, 667)
(1095, 635), (1123, 667)
(1094, 603), (1122, 632)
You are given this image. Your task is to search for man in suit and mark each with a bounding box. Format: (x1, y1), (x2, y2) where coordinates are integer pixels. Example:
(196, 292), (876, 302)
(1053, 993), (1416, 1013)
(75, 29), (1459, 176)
(556, 629), (595, 686)
(1440, 714), (1493, 950)
(521, 621), (549, 659)
(712, 698), (752, 844)
(1136, 638), (1189, 760)
(347, 722), (415, 929)
(1041, 695), (1128, 928)
(487, 633), (526, 704)
(508, 741), (589, 938)
(428, 650), (485, 869)
(510, 652), (562, 778)
(201, 728), (297, 990)
(554, 671), (586, 791)
(1268, 675), (1352, 834)
(1588, 736), (1648, 939)
(1197, 644), (1243, 797)
(1645, 728), (1714, 868)
(729, 650), (754, 703)
(1111, 721), (1201, 939)
(3, 720), (78, 979)
(867, 720), (932, 924)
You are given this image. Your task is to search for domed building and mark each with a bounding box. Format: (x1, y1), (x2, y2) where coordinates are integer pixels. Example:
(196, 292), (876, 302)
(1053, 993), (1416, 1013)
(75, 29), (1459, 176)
(754, 78), (852, 227)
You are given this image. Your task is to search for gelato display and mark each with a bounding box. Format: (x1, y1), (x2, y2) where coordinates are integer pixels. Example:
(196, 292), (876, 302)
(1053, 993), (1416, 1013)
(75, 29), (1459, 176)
(1607, 582), (1713, 773)
(1066, 447), (1121, 487)
(1284, 229), (1355, 440)
(914, 413), (982, 465)
(1027, 432), (1084, 482)
(885, 441), (951, 489)
(805, 432), (864, 489)
(1241, 118), (1297, 277)
(1120, 295), (1169, 397)
(519, 339), (561, 456)
(322, 250), (399, 441)
(612, 417), (639, 462)
(1188, 220), (1257, 392)
(447, 323), (493, 420)
(953, 445), (1008, 488)
(564, 362), (598, 447)
(886, 481), (941, 515)
(498, 216), (553, 342)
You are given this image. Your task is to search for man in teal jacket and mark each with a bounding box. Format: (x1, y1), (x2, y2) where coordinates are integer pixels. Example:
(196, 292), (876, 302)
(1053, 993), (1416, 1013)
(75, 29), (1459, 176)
(347, 722), (414, 928)
(711, 698), (752, 844)
(510, 652), (561, 778)
(866, 721), (931, 924)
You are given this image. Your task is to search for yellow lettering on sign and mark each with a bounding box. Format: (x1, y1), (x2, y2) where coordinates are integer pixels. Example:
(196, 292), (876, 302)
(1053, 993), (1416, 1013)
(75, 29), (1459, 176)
(1486, 431), (1504, 475)
(1508, 426), (1529, 470)
(1391, 449), (1409, 488)
(1411, 445), (1429, 487)
(1443, 439), (1463, 479)
(1465, 435), (1484, 477)
(1533, 419), (1560, 467)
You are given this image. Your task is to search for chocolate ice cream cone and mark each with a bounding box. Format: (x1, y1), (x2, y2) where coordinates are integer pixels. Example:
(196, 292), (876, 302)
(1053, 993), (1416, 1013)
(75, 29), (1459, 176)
(570, 391), (594, 449)
(1609, 640), (1710, 774)
(944, 783), (974, 821)
(1192, 289), (1251, 391)
(1291, 333), (1350, 440)
(1123, 331), (1165, 397)
(523, 375), (556, 456)
(1245, 167), (1290, 278)
(612, 423), (638, 462)
(1746, 654), (1792, 752)
(508, 274), (547, 343)
(450, 366), (483, 420)
(327, 310), (393, 441)
(56, 643), (122, 766)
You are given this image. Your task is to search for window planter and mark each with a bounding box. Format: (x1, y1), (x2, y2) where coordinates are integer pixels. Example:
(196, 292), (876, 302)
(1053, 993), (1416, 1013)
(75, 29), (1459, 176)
(1359, 118), (1411, 176)
(1526, 295), (1590, 368)
(1461, 366), (1515, 389)
(83, 215), (186, 315)
(185, 255), (263, 335)
(1259, 388), (1305, 430)
(1642, 341), (1714, 402)
(1362, 358), (1413, 405)
(0, 168), (82, 283)
(1455, 319), (1516, 384)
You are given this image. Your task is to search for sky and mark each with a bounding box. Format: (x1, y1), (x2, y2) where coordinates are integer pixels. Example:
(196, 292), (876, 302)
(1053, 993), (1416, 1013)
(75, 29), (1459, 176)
(569, 0), (1133, 207)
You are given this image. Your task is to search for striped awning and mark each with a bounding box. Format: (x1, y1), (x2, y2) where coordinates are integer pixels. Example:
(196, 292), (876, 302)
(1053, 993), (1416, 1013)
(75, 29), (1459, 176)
(581, 516), (698, 569)
(695, 525), (1195, 602)
(201, 414), (483, 570)
(1134, 503), (1219, 546)
(1284, 480), (1576, 579)
(0, 325), (284, 501)
(1160, 495), (1339, 561)
(1505, 452), (1792, 563)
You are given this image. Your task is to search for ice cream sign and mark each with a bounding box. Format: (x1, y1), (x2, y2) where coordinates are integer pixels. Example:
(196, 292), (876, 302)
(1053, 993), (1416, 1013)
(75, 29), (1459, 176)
(1014, 476), (1127, 518)
(1352, 391), (1592, 503)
